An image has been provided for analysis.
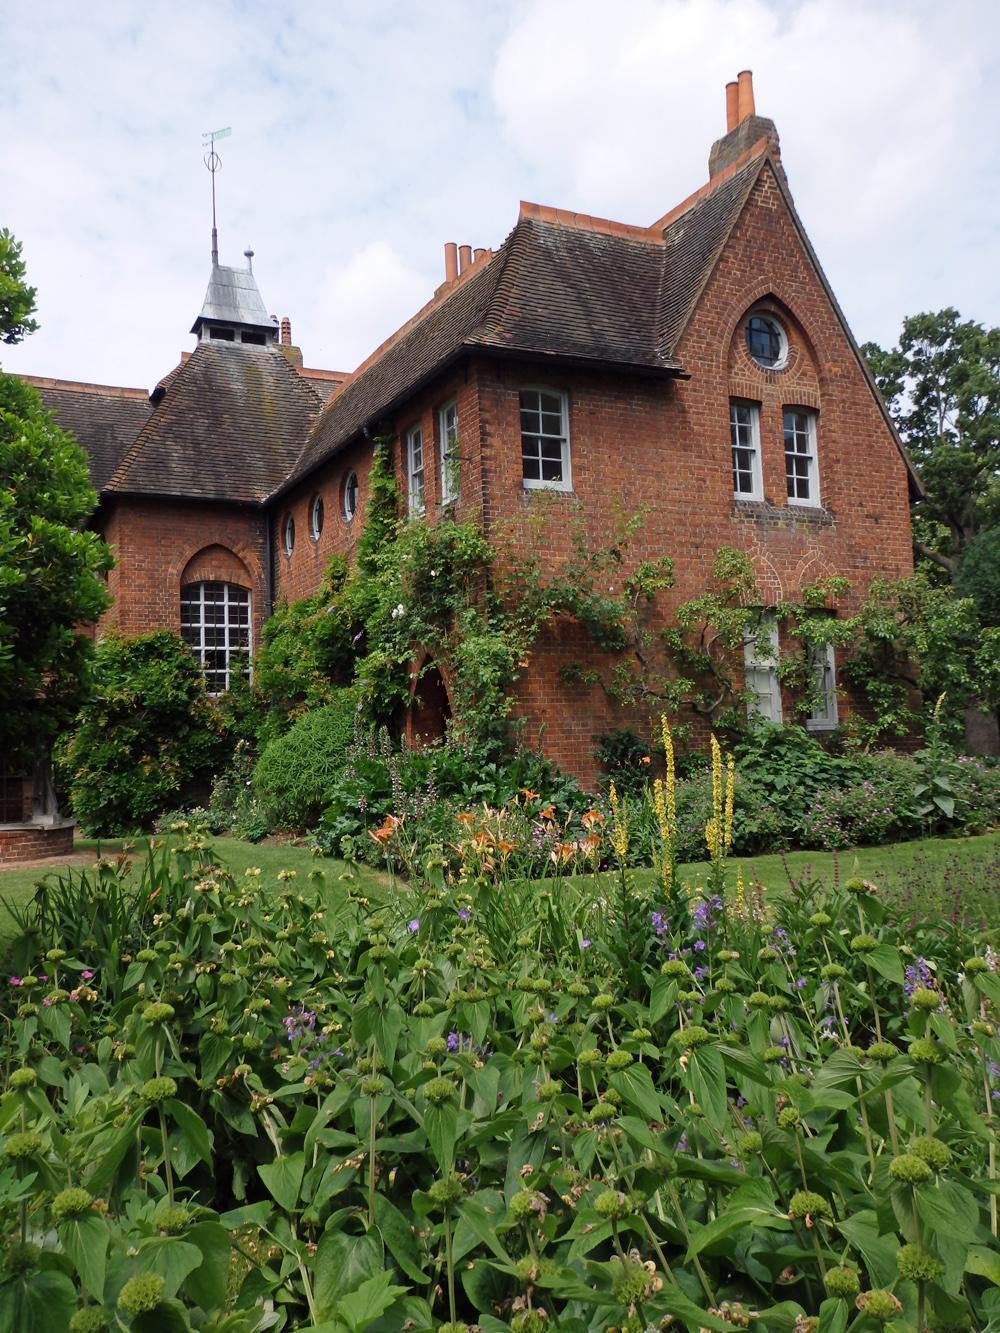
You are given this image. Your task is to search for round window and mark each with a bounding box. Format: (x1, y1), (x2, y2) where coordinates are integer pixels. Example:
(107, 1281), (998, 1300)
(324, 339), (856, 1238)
(283, 514), (295, 556)
(310, 494), (324, 541)
(746, 315), (788, 370)
(343, 471), (359, 522)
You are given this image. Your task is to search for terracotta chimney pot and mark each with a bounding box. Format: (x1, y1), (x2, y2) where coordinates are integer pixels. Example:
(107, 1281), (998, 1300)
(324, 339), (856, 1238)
(737, 69), (755, 124)
(473, 247), (486, 262)
(444, 242), (458, 282)
(458, 244), (473, 274)
(726, 80), (739, 132)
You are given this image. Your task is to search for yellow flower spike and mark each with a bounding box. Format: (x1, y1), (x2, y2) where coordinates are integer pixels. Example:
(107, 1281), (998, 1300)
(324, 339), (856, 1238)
(724, 754), (736, 853)
(608, 781), (629, 863)
(659, 716), (677, 831)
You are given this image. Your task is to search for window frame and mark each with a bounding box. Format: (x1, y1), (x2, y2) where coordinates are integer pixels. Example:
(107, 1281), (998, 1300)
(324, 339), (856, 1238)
(743, 615), (783, 724)
(405, 425), (425, 518)
(342, 470), (359, 523)
(805, 641), (839, 731)
(438, 399), (460, 504)
(746, 314), (789, 370)
(730, 399), (763, 501)
(519, 386), (572, 492)
(283, 513), (295, 557)
(180, 581), (252, 696)
(783, 407), (820, 508)
(309, 494), (324, 542)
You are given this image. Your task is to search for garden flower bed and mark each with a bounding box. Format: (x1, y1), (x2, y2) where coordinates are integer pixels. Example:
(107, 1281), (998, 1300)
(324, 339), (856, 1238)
(0, 817), (997, 1332)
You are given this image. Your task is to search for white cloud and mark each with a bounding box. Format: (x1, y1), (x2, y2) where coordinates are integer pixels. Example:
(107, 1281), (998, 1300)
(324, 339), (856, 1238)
(0, 0), (997, 391)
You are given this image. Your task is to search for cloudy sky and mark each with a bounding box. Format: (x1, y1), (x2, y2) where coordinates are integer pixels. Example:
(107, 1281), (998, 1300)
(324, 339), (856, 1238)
(2, 0), (998, 390)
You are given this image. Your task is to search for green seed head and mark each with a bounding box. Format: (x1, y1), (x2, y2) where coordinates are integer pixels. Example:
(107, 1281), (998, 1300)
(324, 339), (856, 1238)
(809, 911), (832, 926)
(592, 993), (615, 1011)
(889, 1153), (933, 1185)
(630, 1027), (651, 1040)
(757, 948), (779, 963)
(3, 1131), (44, 1161)
(660, 960), (690, 979)
(427, 1175), (465, 1209)
(909, 1037), (942, 1064)
(141, 1076), (178, 1105)
(4, 1241), (41, 1274)
(423, 1076), (456, 1106)
(867, 1041), (899, 1063)
(777, 1106), (801, 1130)
(820, 963), (846, 981)
(963, 957), (987, 974)
(136, 949), (157, 963)
(8, 1068), (36, 1090)
(612, 1258), (652, 1305)
(69, 1309), (111, 1333)
(910, 986), (941, 1012)
(606, 1050), (633, 1070)
(536, 1080), (560, 1102)
(594, 1188), (631, 1220)
(412, 1001), (433, 1017)
(910, 1136), (952, 1172)
(52, 1187), (93, 1221)
(508, 1189), (545, 1222)
(714, 978), (737, 994)
(577, 1048), (602, 1067)
(587, 1100), (617, 1122)
(424, 1037), (447, 1058)
(823, 1266), (861, 1299)
(568, 981), (590, 997)
(156, 1204), (192, 1234)
(141, 1002), (175, 1024)
(897, 1243), (944, 1283)
(789, 1190), (831, 1220)
(855, 1291), (902, 1324)
(676, 1024), (712, 1050)
(117, 1273), (166, 1317)
(748, 991), (771, 1009)
(850, 933), (877, 954)
(361, 1077), (387, 1096)
(762, 1045), (786, 1064)
(843, 877), (870, 895)
(736, 1131), (763, 1158)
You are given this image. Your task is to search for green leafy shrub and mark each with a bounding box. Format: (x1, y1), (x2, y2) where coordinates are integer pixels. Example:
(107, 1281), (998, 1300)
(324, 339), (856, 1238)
(58, 632), (229, 835)
(253, 689), (361, 830)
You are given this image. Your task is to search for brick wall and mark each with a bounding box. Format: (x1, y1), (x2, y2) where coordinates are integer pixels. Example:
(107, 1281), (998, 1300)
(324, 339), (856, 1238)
(0, 823), (74, 865)
(100, 497), (268, 650)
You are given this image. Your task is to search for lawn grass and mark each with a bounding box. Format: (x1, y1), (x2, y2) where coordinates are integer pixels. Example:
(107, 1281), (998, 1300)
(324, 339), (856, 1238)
(0, 835), (387, 941)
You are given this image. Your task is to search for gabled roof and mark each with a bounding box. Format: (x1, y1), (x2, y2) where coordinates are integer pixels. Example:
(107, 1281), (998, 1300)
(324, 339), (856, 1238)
(106, 341), (323, 504)
(281, 153), (769, 495)
(23, 376), (150, 491)
(191, 263), (275, 335)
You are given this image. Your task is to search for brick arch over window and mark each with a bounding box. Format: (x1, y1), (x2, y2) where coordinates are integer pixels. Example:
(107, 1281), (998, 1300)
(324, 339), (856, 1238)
(725, 293), (823, 405)
(180, 544), (252, 589)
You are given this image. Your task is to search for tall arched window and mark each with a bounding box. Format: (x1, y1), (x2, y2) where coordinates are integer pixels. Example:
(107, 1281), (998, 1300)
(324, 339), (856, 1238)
(180, 582), (251, 693)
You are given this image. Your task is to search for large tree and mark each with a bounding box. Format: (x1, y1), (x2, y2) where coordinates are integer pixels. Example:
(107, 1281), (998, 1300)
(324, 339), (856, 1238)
(863, 309), (1000, 576)
(0, 231), (112, 772)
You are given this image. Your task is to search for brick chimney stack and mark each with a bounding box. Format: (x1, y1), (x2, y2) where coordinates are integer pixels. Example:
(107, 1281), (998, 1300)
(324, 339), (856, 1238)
(709, 70), (780, 179)
(280, 316), (292, 346)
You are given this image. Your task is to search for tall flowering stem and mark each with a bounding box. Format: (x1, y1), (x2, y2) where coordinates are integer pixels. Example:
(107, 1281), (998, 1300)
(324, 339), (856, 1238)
(608, 781), (632, 941)
(652, 715), (678, 905)
(704, 736), (735, 899)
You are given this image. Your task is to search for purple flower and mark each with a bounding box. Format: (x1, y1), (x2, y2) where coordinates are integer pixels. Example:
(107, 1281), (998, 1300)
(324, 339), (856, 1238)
(580, 939), (591, 950)
(677, 1133), (689, 1152)
(693, 940), (707, 952)
(446, 1032), (461, 1052)
(81, 970), (93, 981)
(457, 908), (471, 922)
(795, 978), (807, 989)
(407, 919), (420, 933)
(694, 966), (709, 980)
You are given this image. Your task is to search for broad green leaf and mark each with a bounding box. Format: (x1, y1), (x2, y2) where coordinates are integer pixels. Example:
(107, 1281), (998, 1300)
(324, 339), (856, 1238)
(132, 1298), (192, 1332)
(423, 1102), (458, 1172)
(818, 1297), (848, 1333)
(313, 1230), (384, 1322)
(131, 1238), (205, 1297)
(87, 1110), (142, 1192)
(917, 1180), (979, 1243)
(967, 1243), (1000, 1286)
(375, 1192), (428, 1283)
(0, 1269), (77, 1332)
(685, 1045), (728, 1128)
(59, 1212), (108, 1300)
(609, 1062), (662, 1121)
(456, 1193), (513, 1264)
(837, 1210), (899, 1288)
(165, 1098), (214, 1166)
(687, 1202), (788, 1259)
(866, 944), (904, 984)
(182, 1221), (231, 1310)
(258, 1152), (305, 1213)
(336, 1271), (409, 1332)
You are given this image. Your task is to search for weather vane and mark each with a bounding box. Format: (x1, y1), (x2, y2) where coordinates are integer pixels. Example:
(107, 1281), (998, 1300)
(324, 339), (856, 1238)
(202, 127), (232, 266)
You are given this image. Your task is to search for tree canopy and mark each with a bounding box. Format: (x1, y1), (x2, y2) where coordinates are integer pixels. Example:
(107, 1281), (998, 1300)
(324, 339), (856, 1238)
(0, 231), (112, 771)
(863, 309), (1000, 575)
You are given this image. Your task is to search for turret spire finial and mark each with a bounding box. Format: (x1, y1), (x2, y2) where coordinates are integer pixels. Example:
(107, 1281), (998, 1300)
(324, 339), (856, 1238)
(201, 126), (232, 266)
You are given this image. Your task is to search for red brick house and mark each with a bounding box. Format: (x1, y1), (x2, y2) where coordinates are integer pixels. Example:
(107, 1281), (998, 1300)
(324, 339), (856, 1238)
(20, 72), (917, 792)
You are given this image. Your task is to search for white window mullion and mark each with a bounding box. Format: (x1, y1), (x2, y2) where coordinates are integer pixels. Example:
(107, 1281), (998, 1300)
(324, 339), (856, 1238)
(744, 616), (782, 723)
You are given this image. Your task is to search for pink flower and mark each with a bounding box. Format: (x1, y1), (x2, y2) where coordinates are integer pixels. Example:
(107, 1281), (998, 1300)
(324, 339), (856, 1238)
(81, 970), (94, 981)
(9, 978), (21, 987)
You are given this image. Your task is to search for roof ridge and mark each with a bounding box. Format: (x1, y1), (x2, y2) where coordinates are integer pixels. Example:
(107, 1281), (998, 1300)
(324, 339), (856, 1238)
(517, 201), (661, 244)
(17, 374), (148, 399)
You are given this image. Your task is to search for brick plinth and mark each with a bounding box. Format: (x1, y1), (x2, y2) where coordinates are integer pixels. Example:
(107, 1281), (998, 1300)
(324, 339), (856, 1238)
(0, 822), (75, 865)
